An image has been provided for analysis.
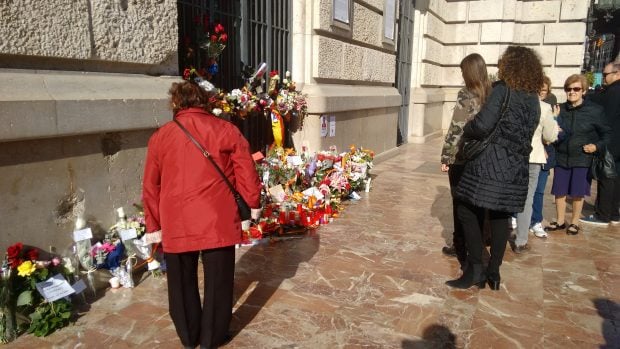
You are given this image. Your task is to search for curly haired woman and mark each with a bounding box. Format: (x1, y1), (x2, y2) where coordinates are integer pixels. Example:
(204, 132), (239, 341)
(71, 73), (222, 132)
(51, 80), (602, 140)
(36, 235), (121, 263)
(446, 46), (543, 290)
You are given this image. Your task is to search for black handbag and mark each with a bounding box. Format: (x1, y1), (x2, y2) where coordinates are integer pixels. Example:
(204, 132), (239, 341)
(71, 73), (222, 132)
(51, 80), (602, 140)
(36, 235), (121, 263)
(590, 147), (617, 181)
(461, 88), (512, 161)
(174, 119), (252, 221)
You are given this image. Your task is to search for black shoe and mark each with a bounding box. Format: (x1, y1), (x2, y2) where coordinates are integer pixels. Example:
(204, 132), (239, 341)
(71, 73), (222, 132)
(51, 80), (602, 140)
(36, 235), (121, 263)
(544, 221), (566, 232)
(511, 243), (530, 254)
(487, 272), (501, 291)
(446, 263), (486, 289)
(442, 245), (457, 257)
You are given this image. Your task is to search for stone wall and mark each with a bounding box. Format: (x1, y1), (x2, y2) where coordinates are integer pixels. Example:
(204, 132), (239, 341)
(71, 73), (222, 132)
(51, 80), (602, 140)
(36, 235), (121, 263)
(408, 0), (589, 142)
(292, 0), (400, 156)
(0, 0), (178, 74)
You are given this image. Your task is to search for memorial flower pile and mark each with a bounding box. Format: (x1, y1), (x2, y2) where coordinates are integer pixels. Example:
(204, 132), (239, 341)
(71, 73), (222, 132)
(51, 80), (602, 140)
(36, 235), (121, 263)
(242, 145), (374, 244)
(1, 243), (75, 342)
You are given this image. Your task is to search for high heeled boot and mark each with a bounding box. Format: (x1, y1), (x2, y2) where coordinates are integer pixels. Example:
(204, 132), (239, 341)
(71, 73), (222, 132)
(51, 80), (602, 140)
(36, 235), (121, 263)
(486, 271), (501, 290)
(445, 263), (486, 289)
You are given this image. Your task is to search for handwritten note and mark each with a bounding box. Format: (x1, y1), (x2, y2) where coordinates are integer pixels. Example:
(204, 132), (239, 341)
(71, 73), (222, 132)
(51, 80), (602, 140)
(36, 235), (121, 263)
(36, 274), (76, 302)
(72, 228), (93, 242)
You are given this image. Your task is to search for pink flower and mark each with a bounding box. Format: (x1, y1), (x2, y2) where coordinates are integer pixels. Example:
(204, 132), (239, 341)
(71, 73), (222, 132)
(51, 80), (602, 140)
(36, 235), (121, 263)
(51, 257), (61, 266)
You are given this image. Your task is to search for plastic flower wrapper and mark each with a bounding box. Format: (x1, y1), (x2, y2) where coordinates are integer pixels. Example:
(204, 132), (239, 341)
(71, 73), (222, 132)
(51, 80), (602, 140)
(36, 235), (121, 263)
(199, 23), (227, 59)
(0, 257), (17, 344)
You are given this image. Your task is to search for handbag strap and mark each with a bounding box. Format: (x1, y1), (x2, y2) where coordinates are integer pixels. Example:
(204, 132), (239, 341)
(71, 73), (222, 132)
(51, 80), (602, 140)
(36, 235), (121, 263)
(486, 87), (512, 140)
(173, 118), (241, 197)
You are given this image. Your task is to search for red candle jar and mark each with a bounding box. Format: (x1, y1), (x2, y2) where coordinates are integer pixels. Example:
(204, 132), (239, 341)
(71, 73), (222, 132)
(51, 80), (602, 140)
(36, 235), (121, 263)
(263, 206), (273, 218)
(278, 211), (286, 225)
(297, 203), (303, 214)
(300, 211), (307, 226)
(289, 211), (296, 225)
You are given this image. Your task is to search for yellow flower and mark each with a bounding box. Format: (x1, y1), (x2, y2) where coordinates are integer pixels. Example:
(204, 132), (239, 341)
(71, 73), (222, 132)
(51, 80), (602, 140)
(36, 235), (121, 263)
(17, 260), (36, 277)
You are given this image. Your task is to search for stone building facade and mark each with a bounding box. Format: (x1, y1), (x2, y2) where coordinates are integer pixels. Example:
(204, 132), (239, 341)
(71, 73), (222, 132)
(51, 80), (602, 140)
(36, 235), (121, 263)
(0, 0), (589, 252)
(408, 0), (589, 142)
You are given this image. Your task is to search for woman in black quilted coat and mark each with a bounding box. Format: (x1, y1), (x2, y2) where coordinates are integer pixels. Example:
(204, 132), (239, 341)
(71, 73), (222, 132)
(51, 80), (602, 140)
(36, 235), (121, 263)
(446, 46), (543, 290)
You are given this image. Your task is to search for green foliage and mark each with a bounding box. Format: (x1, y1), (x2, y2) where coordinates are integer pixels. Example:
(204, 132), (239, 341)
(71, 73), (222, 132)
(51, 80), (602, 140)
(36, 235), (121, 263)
(27, 299), (72, 337)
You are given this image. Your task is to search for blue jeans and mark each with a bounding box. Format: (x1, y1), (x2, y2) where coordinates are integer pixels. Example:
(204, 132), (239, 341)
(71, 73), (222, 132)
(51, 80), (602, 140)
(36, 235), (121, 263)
(531, 168), (550, 226)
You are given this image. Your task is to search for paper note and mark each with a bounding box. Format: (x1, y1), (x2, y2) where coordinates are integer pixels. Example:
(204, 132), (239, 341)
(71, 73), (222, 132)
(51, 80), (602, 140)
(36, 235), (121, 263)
(119, 228), (138, 241)
(72, 279), (87, 294)
(320, 115), (328, 137)
(287, 155), (303, 166)
(36, 274), (76, 302)
(329, 115), (336, 137)
(72, 228), (93, 242)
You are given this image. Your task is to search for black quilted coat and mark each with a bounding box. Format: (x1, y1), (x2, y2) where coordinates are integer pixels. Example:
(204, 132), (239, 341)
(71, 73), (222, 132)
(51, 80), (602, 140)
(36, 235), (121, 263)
(455, 82), (540, 213)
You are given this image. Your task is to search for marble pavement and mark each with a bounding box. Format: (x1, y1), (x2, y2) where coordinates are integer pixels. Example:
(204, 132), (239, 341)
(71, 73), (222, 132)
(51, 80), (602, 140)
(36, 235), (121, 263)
(9, 138), (619, 348)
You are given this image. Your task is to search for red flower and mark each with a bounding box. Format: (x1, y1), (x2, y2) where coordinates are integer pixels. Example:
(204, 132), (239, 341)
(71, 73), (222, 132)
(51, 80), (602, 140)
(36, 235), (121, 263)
(182, 68), (191, 80)
(269, 70), (279, 78)
(214, 23), (225, 34)
(210, 34), (217, 42)
(9, 258), (22, 269)
(7, 242), (23, 260)
(26, 248), (39, 261)
(219, 33), (228, 42)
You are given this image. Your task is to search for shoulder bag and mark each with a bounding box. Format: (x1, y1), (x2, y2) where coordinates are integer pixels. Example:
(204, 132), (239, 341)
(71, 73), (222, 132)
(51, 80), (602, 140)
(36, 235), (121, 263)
(173, 119), (252, 221)
(461, 88), (512, 161)
(590, 146), (617, 180)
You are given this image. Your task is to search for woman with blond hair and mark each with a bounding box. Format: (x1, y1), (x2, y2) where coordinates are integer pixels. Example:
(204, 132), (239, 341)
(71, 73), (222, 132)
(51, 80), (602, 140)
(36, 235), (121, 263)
(447, 46), (543, 290)
(440, 53), (491, 268)
(545, 74), (611, 235)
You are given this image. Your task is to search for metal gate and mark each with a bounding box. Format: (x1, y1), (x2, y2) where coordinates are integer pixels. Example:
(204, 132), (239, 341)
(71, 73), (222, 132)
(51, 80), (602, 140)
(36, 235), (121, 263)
(177, 0), (291, 153)
(395, 0), (415, 146)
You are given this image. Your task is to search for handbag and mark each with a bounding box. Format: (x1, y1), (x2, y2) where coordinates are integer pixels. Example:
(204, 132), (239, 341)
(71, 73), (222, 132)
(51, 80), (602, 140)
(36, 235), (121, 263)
(590, 147), (617, 181)
(173, 119), (252, 221)
(461, 87), (512, 160)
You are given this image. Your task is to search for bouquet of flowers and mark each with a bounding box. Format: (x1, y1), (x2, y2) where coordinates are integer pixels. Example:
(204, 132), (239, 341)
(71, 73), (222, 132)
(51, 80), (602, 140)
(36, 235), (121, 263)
(200, 23), (227, 59)
(2, 243), (75, 340)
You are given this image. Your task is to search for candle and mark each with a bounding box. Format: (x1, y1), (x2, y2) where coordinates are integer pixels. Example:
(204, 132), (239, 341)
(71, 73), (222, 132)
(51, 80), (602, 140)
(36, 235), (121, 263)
(289, 211), (296, 225)
(300, 211), (307, 226)
(297, 203), (303, 214)
(278, 211), (286, 225)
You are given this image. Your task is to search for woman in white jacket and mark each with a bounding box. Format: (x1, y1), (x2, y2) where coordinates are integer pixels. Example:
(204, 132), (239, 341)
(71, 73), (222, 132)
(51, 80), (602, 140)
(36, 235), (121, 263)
(511, 98), (559, 253)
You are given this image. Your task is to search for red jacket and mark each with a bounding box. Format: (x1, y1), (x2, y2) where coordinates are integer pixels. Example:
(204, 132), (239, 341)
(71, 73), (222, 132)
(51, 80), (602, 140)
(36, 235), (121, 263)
(142, 108), (262, 253)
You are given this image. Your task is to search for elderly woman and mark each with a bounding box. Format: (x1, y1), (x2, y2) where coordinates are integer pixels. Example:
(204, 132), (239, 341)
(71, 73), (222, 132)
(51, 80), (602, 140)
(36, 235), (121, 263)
(447, 46), (543, 290)
(545, 74), (611, 235)
(142, 80), (262, 348)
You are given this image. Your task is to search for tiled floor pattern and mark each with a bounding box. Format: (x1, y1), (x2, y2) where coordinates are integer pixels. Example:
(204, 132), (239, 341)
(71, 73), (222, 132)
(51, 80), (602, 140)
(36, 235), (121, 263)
(9, 138), (619, 348)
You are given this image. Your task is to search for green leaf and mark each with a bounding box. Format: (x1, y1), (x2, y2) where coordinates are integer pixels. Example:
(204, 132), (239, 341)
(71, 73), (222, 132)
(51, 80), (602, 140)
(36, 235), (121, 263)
(16, 290), (33, 306)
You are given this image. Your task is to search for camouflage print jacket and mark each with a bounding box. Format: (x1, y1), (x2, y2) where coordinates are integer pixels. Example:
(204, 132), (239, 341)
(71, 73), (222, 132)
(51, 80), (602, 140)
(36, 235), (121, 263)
(440, 88), (482, 165)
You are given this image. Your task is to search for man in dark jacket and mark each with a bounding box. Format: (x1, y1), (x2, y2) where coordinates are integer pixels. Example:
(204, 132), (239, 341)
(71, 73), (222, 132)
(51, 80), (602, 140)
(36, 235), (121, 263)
(582, 62), (620, 225)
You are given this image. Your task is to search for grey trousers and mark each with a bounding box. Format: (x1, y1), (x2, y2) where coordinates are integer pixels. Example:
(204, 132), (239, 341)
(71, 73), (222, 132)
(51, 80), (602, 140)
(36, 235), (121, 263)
(515, 164), (541, 246)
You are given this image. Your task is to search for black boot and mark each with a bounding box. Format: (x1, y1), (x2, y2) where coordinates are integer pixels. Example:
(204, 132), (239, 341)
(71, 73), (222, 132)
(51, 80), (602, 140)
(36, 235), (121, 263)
(445, 263), (486, 289)
(486, 271), (501, 290)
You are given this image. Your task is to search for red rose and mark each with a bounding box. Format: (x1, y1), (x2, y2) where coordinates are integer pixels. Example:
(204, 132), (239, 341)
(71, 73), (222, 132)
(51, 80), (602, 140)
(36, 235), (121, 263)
(9, 258), (22, 269)
(26, 248), (39, 261)
(269, 70), (279, 78)
(183, 68), (190, 80)
(7, 242), (23, 260)
(210, 34), (217, 42)
(219, 33), (228, 42)
(214, 23), (224, 34)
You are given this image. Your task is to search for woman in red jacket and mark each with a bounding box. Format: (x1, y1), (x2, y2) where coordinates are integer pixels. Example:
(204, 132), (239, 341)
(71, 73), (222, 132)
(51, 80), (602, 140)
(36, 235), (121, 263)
(142, 80), (262, 348)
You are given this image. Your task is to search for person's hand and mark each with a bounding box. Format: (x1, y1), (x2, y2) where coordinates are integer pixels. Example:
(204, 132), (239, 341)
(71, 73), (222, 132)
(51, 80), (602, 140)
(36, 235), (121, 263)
(583, 144), (597, 153)
(251, 208), (262, 220)
(552, 104), (560, 117)
(441, 164), (449, 172)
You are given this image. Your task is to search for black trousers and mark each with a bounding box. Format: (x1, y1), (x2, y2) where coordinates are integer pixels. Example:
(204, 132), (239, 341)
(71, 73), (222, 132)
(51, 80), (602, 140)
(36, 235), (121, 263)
(595, 169), (620, 221)
(165, 246), (235, 348)
(448, 164), (467, 265)
(457, 201), (510, 275)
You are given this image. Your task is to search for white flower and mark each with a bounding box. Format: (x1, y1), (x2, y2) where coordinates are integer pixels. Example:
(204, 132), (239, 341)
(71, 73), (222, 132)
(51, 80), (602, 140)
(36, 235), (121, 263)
(282, 79), (289, 85)
(212, 108), (223, 116)
(285, 71), (291, 78)
(231, 89), (242, 97)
